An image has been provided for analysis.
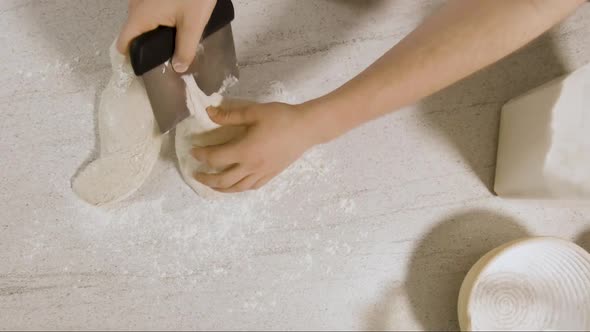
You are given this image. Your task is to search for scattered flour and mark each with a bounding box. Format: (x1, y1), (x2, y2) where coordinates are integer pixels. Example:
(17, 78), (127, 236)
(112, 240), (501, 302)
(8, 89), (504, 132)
(339, 198), (357, 214)
(71, 144), (343, 281)
(265, 81), (299, 104)
(20, 60), (76, 79)
(217, 75), (239, 94)
(54, 58), (359, 309)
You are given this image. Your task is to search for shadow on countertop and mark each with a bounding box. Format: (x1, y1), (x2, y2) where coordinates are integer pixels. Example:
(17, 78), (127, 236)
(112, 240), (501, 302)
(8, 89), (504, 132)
(418, 32), (569, 192)
(21, 1), (179, 182)
(20, 1), (129, 182)
(365, 209), (529, 331)
(20, 0), (126, 81)
(228, 0), (399, 102)
(575, 229), (590, 253)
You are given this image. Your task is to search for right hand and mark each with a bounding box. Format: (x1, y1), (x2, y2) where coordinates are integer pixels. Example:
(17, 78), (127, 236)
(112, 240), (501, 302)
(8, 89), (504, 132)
(116, 0), (217, 73)
(192, 102), (321, 192)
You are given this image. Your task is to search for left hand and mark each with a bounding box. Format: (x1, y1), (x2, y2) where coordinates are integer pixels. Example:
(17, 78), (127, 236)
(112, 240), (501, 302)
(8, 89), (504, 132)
(117, 0), (216, 72)
(191, 102), (319, 193)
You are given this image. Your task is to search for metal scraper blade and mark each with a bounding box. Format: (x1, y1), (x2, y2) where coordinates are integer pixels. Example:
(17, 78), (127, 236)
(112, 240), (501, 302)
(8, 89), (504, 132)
(142, 62), (190, 135)
(192, 24), (239, 96)
(142, 25), (239, 134)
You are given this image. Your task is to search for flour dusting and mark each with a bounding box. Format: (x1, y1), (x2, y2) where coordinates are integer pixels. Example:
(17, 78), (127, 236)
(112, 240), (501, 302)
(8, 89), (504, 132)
(266, 81), (298, 104)
(217, 75), (239, 94)
(108, 45), (135, 94)
(65, 66), (358, 310)
(73, 147), (341, 280)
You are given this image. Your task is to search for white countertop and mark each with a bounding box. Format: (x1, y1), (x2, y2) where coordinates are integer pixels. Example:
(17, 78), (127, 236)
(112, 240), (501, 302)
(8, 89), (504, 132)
(1, 0), (590, 330)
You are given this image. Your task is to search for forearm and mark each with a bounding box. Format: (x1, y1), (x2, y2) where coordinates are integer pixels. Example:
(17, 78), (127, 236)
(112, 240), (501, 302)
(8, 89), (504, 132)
(304, 0), (585, 143)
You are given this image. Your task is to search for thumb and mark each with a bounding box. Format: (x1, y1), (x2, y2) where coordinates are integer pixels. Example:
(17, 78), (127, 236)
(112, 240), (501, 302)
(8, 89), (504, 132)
(207, 106), (258, 126)
(172, 15), (209, 73)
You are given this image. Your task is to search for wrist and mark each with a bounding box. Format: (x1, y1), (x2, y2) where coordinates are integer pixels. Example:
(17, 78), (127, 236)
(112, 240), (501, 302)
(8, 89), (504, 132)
(297, 90), (365, 145)
(296, 99), (340, 146)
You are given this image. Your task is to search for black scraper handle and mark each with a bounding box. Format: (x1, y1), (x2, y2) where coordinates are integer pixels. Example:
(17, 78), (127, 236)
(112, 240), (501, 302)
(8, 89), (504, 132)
(129, 0), (234, 76)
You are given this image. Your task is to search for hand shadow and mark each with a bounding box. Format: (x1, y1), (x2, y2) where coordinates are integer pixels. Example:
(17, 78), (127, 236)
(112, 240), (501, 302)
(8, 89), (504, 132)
(417, 32), (569, 192)
(20, 0), (126, 82)
(20, 1), (129, 181)
(365, 209), (529, 331)
(228, 0), (397, 101)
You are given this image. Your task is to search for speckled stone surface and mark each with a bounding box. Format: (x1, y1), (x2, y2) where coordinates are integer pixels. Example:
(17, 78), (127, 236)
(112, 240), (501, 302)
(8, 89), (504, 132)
(1, 1), (589, 330)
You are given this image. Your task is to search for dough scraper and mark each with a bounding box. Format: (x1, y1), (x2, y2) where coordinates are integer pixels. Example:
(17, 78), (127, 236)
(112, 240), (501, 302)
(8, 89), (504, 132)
(129, 0), (238, 134)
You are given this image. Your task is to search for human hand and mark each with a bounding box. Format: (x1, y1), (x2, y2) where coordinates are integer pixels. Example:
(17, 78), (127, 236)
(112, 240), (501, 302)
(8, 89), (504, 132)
(191, 103), (321, 192)
(116, 0), (216, 72)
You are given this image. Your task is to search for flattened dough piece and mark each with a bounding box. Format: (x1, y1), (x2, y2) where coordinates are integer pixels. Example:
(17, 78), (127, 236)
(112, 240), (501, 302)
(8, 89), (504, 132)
(175, 76), (246, 199)
(72, 142), (160, 205)
(73, 44), (162, 205)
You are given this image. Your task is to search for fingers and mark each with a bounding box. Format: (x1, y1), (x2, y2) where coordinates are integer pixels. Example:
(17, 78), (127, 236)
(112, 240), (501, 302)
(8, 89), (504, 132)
(117, 0), (216, 61)
(192, 150), (277, 192)
(252, 174), (274, 190)
(215, 174), (261, 193)
(191, 144), (239, 169)
(194, 165), (248, 189)
(195, 168), (277, 193)
(172, 3), (215, 72)
(171, 19), (204, 72)
(207, 106), (258, 126)
(116, 9), (159, 54)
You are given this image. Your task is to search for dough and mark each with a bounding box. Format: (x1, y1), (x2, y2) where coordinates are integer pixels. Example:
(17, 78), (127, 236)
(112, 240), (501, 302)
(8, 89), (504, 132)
(175, 75), (246, 199)
(72, 43), (162, 205)
(73, 41), (242, 203)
